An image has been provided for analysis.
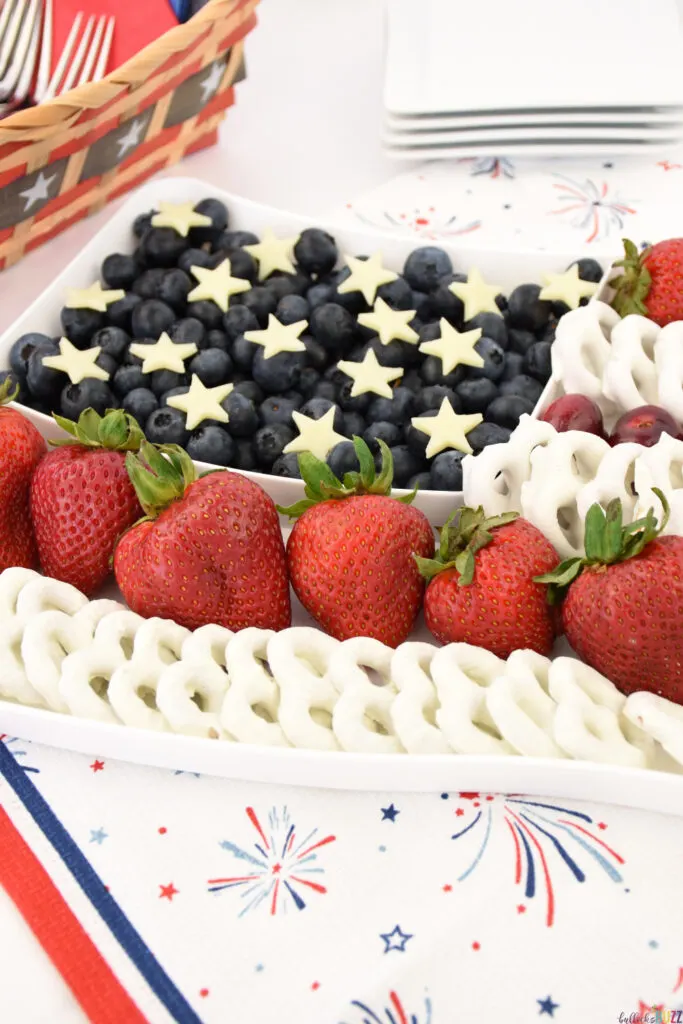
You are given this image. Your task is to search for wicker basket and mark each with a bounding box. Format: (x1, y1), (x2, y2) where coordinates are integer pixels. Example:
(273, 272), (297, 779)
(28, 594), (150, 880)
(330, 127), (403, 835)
(0, 0), (258, 270)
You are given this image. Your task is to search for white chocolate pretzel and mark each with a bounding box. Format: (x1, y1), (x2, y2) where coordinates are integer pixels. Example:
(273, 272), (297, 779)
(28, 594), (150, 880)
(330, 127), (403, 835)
(222, 628), (289, 747)
(330, 637), (403, 754)
(108, 661), (171, 732)
(60, 646), (124, 724)
(431, 643), (513, 756)
(390, 642), (451, 754)
(21, 610), (94, 711)
(267, 627), (340, 751)
(156, 660), (228, 739)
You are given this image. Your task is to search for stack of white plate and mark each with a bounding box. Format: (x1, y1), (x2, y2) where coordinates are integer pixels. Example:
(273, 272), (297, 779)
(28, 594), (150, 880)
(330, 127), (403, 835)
(383, 0), (683, 159)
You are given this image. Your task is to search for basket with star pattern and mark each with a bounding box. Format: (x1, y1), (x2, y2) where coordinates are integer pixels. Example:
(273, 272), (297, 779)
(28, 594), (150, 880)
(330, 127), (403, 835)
(0, 0), (258, 271)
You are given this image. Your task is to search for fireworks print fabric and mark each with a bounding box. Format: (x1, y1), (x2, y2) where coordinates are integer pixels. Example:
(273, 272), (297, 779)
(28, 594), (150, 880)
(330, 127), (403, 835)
(1, 735), (683, 1024)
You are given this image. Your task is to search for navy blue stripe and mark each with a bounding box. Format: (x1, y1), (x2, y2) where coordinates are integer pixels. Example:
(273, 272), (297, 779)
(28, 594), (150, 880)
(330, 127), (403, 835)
(0, 744), (203, 1024)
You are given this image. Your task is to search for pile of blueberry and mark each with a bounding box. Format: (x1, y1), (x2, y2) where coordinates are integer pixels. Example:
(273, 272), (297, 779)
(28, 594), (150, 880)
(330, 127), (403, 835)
(4, 197), (602, 492)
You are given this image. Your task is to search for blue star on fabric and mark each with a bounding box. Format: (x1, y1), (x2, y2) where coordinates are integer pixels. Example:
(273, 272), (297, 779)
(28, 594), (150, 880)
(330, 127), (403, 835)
(381, 804), (400, 822)
(538, 995), (559, 1016)
(89, 828), (108, 845)
(380, 925), (413, 953)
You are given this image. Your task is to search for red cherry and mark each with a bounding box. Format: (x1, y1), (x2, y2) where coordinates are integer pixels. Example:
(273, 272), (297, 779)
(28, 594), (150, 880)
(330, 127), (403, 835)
(609, 404), (683, 447)
(540, 394), (605, 437)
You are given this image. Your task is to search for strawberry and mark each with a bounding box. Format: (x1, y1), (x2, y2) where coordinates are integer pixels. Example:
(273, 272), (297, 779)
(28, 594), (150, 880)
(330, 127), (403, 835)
(30, 409), (144, 596)
(115, 442), (290, 631)
(537, 490), (683, 704)
(612, 237), (683, 327)
(0, 377), (46, 572)
(279, 438), (434, 647)
(418, 506), (558, 658)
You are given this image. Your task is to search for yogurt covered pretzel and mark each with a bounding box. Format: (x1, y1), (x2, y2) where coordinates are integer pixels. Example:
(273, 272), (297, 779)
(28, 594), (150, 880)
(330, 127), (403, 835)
(431, 643), (513, 755)
(267, 627), (340, 751)
(222, 628), (289, 747)
(21, 610), (94, 712)
(462, 415), (556, 517)
(486, 650), (562, 759)
(390, 642), (451, 755)
(550, 301), (620, 417)
(329, 637), (403, 754)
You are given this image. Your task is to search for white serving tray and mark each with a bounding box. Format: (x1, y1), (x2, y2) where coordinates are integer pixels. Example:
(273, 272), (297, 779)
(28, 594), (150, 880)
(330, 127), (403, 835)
(0, 175), (597, 527)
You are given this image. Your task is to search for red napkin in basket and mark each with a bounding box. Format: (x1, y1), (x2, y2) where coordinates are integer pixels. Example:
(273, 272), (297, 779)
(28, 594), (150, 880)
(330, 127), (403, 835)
(51, 0), (180, 79)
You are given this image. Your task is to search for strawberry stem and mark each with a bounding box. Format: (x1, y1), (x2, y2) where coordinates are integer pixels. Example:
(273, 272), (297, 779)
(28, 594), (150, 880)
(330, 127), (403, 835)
(0, 375), (20, 406)
(125, 442), (198, 519)
(50, 408), (146, 451)
(414, 505), (519, 585)
(610, 237), (653, 318)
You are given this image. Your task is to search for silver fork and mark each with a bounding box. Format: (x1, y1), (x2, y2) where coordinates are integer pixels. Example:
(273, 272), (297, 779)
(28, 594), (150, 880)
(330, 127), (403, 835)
(36, 10), (115, 103)
(0, 0), (44, 107)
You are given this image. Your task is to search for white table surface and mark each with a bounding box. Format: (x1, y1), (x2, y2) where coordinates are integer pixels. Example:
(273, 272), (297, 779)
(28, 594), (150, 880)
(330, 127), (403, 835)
(0, 1), (401, 1018)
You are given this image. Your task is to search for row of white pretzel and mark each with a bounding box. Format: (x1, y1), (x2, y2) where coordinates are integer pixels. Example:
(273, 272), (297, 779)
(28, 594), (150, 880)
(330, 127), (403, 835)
(1, 568), (682, 769)
(462, 415), (683, 559)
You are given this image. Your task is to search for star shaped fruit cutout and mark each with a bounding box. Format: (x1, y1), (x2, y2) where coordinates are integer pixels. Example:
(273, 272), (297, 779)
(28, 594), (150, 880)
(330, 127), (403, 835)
(411, 398), (483, 457)
(244, 314), (308, 359)
(243, 228), (298, 281)
(379, 924), (413, 953)
(151, 201), (212, 237)
(337, 252), (398, 306)
(167, 375), (233, 431)
(418, 319), (484, 375)
(449, 268), (502, 320)
(187, 259), (251, 312)
(539, 264), (599, 308)
(283, 406), (349, 460)
(129, 333), (198, 374)
(65, 280), (125, 313)
(42, 338), (110, 384)
(337, 347), (403, 398)
(357, 296), (418, 345)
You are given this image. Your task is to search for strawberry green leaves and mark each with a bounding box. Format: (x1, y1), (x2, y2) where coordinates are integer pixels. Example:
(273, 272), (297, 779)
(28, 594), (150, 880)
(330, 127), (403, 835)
(415, 505), (519, 586)
(0, 376), (20, 406)
(50, 408), (145, 452)
(611, 237), (653, 318)
(125, 442), (198, 519)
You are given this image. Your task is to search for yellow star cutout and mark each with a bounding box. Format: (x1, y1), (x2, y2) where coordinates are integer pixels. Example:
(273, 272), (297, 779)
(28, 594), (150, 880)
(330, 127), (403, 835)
(418, 319), (484, 376)
(357, 297), (418, 346)
(449, 268), (502, 321)
(187, 259), (251, 313)
(337, 252), (398, 306)
(337, 348), (404, 399)
(128, 332), (198, 374)
(151, 201), (212, 238)
(411, 398), (483, 458)
(539, 265), (599, 309)
(244, 315), (307, 359)
(283, 406), (349, 460)
(243, 228), (298, 281)
(42, 338), (110, 385)
(65, 281), (125, 313)
(166, 375), (234, 431)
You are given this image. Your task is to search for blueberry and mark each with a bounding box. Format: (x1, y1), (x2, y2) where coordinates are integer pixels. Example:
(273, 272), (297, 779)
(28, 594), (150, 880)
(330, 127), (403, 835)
(150, 369), (188, 397)
(232, 379), (264, 405)
(186, 300), (224, 330)
(299, 397), (345, 433)
(343, 411), (366, 438)
(410, 290), (433, 322)
(145, 407), (190, 447)
(170, 317), (206, 350)
(309, 303), (358, 356)
(523, 341), (552, 383)
(428, 272), (466, 326)
(297, 366), (320, 399)
(406, 412), (439, 458)
(508, 328), (536, 355)
(465, 312), (508, 350)
(401, 368), (424, 393)
(252, 348), (307, 394)
(122, 387), (158, 423)
(158, 269), (192, 311)
(159, 387), (189, 407)
(222, 391), (258, 438)
(133, 212), (153, 238)
(413, 384), (460, 415)
(61, 308), (105, 348)
(131, 300), (175, 340)
(205, 329), (230, 353)
(294, 228), (338, 276)
(326, 441), (359, 478)
(260, 396), (298, 428)
(485, 395), (535, 429)
(225, 249), (258, 283)
(133, 269), (165, 300)
(217, 229), (259, 251)
(139, 227), (186, 269)
(469, 336), (506, 382)
(232, 438), (258, 471)
(303, 335), (328, 371)
(223, 305), (259, 341)
(330, 266), (369, 315)
(456, 378), (499, 414)
(252, 423), (295, 468)
(313, 379), (338, 403)
(102, 253), (137, 290)
(367, 387), (414, 426)
(178, 248), (218, 275)
(264, 270), (312, 300)
(539, 321), (557, 345)
(387, 445), (423, 488)
(236, 287), (277, 326)
(112, 364), (146, 398)
(499, 373), (544, 406)
(186, 424), (234, 466)
(60, 380), (116, 419)
(419, 355), (465, 389)
(277, 294), (310, 325)
(9, 332), (53, 380)
(26, 343), (63, 401)
(408, 471), (432, 491)
(403, 246), (453, 292)
(271, 452), (302, 478)
(90, 326), (130, 361)
(306, 282), (336, 310)
(231, 334), (258, 372)
(500, 352), (525, 381)
(96, 353), (118, 379)
(568, 257), (603, 283)
(107, 293), (141, 332)
(376, 275), (413, 310)
(430, 451), (465, 491)
(335, 376), (372, 416)
(366, 336), (419, 368)
(189, 348), (233, 387)
(507, 284), (552, 333)
(189, 198), (229, 248)
(466, 422), (512, 453)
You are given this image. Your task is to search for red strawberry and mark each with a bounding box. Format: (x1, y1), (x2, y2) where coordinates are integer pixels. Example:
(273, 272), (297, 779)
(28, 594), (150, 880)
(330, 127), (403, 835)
(115, 442), (290, 631)
(612, 237), (683, 327)
(280, 439), (434, 647)
(537, 491), (683, 704)
(418, 506), (559, 658)
(30, 409), (144, 596)
(0, 377), (46, 572)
